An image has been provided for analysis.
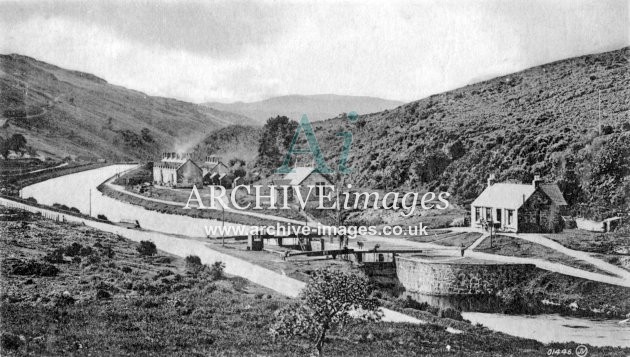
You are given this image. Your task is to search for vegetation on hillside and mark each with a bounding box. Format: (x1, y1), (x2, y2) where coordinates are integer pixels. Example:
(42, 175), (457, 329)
(197, 47), (629, 220)
(0, 54), (254, 161)
(7, 206), (615, 356)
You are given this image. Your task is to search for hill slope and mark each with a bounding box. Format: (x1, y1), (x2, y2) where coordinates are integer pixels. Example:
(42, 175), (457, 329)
(312, 47), (629, 218)
(0, 54), (254, 161)
(204, 94), (404, 124)
(202, 47), (629, 219)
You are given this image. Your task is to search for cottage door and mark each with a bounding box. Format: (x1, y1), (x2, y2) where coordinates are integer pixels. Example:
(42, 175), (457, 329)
(496, 209), (502, 227)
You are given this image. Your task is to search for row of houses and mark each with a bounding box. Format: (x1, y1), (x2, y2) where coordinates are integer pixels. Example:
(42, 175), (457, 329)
(152, 153), (229, 188)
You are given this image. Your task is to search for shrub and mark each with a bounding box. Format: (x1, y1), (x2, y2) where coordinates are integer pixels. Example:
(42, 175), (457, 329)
(64, 243), (83, 256)
(131, 296), (164, 308)
(95, 289), (111, 300)
(97, 214), (109, 221)
(54, 291), (75, 307)
(11, 259), (59, 276)
(44, 248), (65, 264)
(601, 125), (614, 135)
(85, 254), (101, 265)
(209, 261), (225, 280)
(438, 307), (463, 321)
(231, 276), (248, 291)
(1, 333), (23, 351)
(185, 255), (202, 268)
(79, 246), (93, 256)
(137, 241), (157, 256)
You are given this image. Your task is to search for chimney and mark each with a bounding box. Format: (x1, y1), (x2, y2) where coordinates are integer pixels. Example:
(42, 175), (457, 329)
(533, 175), (542, 188)
(487, 174), (496, 187)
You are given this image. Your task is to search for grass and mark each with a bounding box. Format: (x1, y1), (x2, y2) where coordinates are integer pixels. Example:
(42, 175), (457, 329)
(543, 229), (627, 254)
(0, 161), (108, 196)
(99, 183), (292, 228)
(7, 206), (622, 356)
(475, 235), (616, 276)
(404, 231), (483, 248)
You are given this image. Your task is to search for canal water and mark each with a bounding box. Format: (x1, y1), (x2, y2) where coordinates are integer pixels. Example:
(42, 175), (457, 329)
(18, 165), (630, 347)
(405, 292), (629, 347)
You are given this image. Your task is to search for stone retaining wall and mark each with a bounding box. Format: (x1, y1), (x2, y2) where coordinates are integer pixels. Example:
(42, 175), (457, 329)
(395, 256), (535, 295)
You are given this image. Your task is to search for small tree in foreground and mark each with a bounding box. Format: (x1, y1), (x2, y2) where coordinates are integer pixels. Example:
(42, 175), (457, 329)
(136, 240), (157, 256)
(270, 269), (381, 356)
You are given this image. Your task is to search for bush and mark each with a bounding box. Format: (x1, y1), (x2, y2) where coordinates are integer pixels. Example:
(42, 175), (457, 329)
(64, 243), (83, 256)
(137, 241), (157, 256)
(438, 307), (463, 321)
(95, 289), (111, 300)
(209, 261), (225, 280)
(185, 255), (202, 268)
(79, 246), (94, 256)
(11, 259), (59, 276)
(1, 333), (23, 351)
(97, 214), (109, 221)
(231, 276), (248, 291)
(44, 248), (65, 264)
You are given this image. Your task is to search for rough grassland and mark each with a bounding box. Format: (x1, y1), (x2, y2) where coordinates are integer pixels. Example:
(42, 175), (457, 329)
(5, 207), (630, 356)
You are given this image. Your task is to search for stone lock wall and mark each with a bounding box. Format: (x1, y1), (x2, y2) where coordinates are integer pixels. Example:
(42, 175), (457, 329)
(395, 257), (535, 295)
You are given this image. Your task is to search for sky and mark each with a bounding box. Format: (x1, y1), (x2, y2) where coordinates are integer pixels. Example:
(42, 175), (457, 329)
(0, 0), (628, 104)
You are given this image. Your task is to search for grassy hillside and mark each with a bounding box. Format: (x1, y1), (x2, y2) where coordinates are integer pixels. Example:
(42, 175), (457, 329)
(191, 125), (261, 165)
(205, 94), (404, 124)
(0, 54), (254, 161)
(220, 47), (628, 220)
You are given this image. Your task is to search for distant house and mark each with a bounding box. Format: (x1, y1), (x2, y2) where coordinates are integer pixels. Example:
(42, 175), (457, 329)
(201, 155), (230, 185)
(153, 152), (203, 188)
(272, 167), (333, 203)
(470, 175), (567, 233)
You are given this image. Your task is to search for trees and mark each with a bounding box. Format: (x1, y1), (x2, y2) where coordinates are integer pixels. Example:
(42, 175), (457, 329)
(270, 269), (381, 356)
(141, 127), (154, 143)
(257, 116), (298, 173)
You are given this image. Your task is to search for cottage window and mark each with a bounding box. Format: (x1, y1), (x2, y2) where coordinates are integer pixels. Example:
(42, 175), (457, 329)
(507, 209), (514, 225)
(475, 207), (481, 222)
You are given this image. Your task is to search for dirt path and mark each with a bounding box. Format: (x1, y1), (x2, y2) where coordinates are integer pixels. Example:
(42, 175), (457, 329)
(502, 232), (630, 280)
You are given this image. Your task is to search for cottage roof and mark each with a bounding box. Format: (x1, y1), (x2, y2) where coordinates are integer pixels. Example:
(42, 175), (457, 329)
(155, 159), (201, 171)
(539, 184), (568, 206)
(155, 161), (184, 170)
(472, 183), (535, 210)
(283, 167), (317, 185)
(201, 161), (228, 170)
(472, 182), (567, 209)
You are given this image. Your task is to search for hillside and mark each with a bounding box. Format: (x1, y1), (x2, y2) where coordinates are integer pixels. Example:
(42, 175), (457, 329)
(206, 47), (629, 219)
(313, 47), (629, 218)
(191, 125), (261, 165)
(0, 54), (254, 161)
(204, 94), (404, 124)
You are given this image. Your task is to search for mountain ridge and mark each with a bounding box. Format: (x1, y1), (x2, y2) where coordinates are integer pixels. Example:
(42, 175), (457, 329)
(0, 53), (255, 161)
(204, 94), (404, 124)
